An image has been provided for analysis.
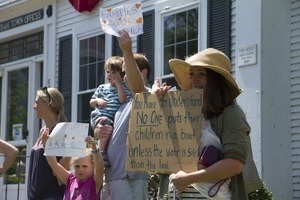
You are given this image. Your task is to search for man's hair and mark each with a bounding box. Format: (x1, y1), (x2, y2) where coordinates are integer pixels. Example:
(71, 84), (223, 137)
(133, 53), (151, 81)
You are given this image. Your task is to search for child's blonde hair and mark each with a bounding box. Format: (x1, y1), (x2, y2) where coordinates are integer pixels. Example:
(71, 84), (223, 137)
(70, 148), (95, 167)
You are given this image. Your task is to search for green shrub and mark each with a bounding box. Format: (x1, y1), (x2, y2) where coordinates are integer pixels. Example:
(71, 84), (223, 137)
(248, 182), (274, 200)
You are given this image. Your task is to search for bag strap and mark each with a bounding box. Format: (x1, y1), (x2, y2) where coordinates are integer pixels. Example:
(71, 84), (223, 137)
(208, 179), (227, 197)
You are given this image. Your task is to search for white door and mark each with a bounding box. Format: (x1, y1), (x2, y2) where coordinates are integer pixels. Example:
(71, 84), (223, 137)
(0, 60), (42, 200)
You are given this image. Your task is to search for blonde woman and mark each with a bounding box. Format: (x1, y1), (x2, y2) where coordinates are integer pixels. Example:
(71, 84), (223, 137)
(28, 87), (71, 200)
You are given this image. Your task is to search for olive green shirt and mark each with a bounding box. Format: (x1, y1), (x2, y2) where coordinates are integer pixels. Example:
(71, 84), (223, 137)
(210, 104), (251, 200)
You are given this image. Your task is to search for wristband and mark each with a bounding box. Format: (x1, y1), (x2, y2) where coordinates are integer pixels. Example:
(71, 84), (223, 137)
(91, 149), (99, 154)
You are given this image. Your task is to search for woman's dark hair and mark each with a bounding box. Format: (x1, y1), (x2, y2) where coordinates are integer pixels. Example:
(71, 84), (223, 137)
(203, 69), (236, 119)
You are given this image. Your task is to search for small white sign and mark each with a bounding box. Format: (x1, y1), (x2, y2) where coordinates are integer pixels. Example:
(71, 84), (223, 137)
(237, 44), (257, 67)
(12, 124), (23, 140)
(44, 122), (89, 157)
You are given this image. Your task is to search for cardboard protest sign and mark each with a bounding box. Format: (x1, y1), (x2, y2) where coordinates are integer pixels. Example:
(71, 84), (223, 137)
(99, 1), (143, 37)
(44, 122), (89, 157)
(126, 89), (203, 173)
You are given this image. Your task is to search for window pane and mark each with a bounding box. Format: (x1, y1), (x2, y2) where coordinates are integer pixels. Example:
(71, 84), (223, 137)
(164, 15), (175, 45)
(77, 92), (94, 123)
(162, 8), (198, 76)
(175, 43), (187, 60)
(11, 39), (24, 61)
(97, 35), (105, 62)
(80, 39), (88, 65)
(26, 35), (39, 57)
(7, 68), (28, 139)
(96, 62), (105, 87)
(188, 40), (198, 56)
(79, 65), (88, 91)
(188, 8), (198, 40)
(0, 43), (9, 64)
(88, 63), (97, 89)
(0, 32), (43, 64)
(89, 37), (97, 63)
(6, 69), (28, 184)
(164, 45), (174, 75)
(176, 12), (187, 43)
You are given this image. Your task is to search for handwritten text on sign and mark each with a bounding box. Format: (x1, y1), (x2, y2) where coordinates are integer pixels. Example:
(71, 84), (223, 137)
(99, 2), (143, 37)
(126, 89), (203, 173)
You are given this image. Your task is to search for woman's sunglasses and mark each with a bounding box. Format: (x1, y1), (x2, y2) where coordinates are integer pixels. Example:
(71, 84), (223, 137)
(41, 86), (52, 104)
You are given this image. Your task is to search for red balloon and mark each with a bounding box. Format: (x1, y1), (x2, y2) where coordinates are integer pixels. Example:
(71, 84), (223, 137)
(69, 0), (101, 12)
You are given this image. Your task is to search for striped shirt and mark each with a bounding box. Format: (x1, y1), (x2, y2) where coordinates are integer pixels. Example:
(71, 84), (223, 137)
(91, 82), (131, 121)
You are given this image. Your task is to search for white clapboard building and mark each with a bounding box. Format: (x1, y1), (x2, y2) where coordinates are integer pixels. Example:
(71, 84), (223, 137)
(0, 0), (297, 199)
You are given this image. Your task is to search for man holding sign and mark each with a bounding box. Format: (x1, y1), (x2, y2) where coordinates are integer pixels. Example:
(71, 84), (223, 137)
(94, 30), (160, 200)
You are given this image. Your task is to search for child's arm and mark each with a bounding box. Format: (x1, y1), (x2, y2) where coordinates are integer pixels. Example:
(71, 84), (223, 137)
(115, 81), (127, 103)
(90, 85), (108, 108)
(45, 156), (70, 185)
(90, 98), (98, 108)
(85, 136), (104, 195)
(90, 98), (108, 108)
(41, 129), (71, 185)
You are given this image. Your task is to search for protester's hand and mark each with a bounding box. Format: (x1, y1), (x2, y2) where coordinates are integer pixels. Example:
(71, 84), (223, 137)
(151, 78), (172, 99)
(170, 170), (189, 194)
(96, 98), (108, 108)
(117, 30), (132, 53)
(85, 136), (96, 150)
(94, 118), (113, 140)
(41, 128), (50, 148)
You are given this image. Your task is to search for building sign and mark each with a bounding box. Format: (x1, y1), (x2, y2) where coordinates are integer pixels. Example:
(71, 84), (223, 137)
(0, 9), (44, 32)
(237, 44), (257, 67)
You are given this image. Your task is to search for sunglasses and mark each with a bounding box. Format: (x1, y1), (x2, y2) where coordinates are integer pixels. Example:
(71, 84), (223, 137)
(41, 86), (52, 104)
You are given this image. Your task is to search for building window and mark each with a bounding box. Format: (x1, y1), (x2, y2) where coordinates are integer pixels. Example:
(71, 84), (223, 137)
(0, 32), (43, 64)
(162, 7), (198, 89)
(77, 34), (106, 126)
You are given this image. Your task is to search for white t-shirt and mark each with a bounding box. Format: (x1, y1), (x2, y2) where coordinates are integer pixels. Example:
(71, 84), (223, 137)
(191, 119), (231, 200)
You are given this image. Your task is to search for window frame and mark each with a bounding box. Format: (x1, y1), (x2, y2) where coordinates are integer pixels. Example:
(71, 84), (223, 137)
(157, 1), (206, 88)
(75, 32), (109, 134)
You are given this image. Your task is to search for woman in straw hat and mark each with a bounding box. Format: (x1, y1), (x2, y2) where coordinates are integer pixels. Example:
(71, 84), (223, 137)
(168, 48), (251, 200)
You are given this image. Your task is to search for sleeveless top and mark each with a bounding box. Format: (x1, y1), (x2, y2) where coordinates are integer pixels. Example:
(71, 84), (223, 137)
(27, 127), (65, 200)
(64, 173), (98, 200)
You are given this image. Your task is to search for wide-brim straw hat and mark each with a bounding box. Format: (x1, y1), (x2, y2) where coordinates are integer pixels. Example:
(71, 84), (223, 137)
(169, 48), (242, 98)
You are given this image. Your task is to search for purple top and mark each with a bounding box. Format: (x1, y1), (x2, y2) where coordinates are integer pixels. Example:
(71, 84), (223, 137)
(64, 173), (98, 200)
